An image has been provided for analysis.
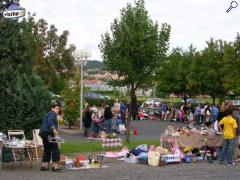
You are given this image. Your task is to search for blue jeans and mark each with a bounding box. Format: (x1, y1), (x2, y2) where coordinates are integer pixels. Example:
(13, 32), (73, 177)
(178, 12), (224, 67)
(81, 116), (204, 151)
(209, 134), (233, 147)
(210, 115), (218, 122)
(93, 123), (99, 134)
(104, 119), (112, 134)
(219, 138), (235, 164)
(195, 114), (201, 125)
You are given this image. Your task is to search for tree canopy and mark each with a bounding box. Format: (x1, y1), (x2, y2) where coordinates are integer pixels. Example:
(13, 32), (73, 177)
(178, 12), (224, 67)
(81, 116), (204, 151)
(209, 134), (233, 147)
(99, 0), (171, 141)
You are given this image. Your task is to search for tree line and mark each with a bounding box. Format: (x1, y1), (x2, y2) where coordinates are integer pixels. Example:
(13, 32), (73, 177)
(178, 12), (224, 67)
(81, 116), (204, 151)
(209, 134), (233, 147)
(158, 36), (240, 105)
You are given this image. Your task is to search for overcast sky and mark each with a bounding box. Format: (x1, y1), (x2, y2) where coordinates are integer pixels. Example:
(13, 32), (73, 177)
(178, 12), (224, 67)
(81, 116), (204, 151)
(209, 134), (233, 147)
(20, 0), (240, 60)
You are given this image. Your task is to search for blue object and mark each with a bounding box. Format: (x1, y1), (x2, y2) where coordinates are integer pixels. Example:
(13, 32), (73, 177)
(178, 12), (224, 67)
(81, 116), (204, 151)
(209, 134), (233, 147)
(183, 156), (191, 163)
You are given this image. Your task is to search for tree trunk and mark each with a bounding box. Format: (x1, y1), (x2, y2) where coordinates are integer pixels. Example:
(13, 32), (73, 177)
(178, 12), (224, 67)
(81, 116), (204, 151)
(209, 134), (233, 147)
(182, 93), (187, 108)
(219, 95), (225, 104)
(212, 96), (216, 105)
(125, 84), (135, 143)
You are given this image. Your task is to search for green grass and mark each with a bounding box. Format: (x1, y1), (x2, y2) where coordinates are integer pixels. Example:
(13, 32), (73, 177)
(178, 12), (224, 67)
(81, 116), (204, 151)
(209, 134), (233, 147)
(61, 140), (160, 154)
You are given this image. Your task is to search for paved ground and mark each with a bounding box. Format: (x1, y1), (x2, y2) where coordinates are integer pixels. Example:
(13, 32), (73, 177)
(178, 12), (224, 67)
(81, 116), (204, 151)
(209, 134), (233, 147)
(60, 120), (184, 142)
(1, 159), (240, 180)
(1, 120), (240, 180)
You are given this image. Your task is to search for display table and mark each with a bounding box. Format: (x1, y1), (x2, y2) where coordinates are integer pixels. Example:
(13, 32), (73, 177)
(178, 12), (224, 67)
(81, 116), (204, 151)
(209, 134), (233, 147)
(2, 143), (34, 169)
(102, 138), (123, 148)
(88, 137), (123, 148)
(160, 134), (223, 149)
(0, 142), (3, 170)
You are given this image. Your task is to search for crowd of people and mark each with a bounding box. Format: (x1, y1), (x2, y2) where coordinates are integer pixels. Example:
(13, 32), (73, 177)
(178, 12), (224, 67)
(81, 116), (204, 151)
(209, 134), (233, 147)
(38, 99), (240, 171)
(142, 101), (240, 165)
(82, 100), (128, 137)
(140, 102), (236, 125)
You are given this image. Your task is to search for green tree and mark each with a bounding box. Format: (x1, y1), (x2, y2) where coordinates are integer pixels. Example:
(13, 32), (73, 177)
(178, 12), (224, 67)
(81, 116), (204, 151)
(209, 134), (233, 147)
(190, 39), (228, 104)
(99, 0), (170, 142)
(60, 68), (80, 128)
(0, 4), (51, 137)
(157, 46), (196, 106)
(223, 33), (240, 97)
(26, 16), (75, 94)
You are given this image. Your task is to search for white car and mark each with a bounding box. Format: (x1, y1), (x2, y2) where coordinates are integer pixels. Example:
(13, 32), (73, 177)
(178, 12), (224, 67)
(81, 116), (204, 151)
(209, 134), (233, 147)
(143, 98), (163, 106)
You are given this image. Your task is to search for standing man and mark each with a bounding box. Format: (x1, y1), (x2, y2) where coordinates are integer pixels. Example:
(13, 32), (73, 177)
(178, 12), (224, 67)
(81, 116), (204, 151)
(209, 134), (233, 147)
(210, 104), (219, 122)
(233, 108), (240, 161)
(218, 107), (238, 165)
(39, 104), (62, 171)
(120, 100), (127, 125)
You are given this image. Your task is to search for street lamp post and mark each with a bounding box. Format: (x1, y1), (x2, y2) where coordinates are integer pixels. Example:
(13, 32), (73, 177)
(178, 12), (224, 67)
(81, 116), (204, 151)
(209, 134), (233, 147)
(73, 49), (91, 130)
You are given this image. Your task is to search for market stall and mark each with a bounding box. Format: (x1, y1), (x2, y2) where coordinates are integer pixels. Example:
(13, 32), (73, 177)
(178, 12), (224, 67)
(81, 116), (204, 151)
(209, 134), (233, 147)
(160, 134), (223, 149)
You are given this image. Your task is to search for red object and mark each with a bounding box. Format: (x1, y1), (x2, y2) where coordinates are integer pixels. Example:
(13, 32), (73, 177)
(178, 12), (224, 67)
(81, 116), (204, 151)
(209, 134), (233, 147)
(138, 112), (145, 120)
(77, 155), (86, 161)
(133, 128), (139, 135)
(151, 116), (157, 121)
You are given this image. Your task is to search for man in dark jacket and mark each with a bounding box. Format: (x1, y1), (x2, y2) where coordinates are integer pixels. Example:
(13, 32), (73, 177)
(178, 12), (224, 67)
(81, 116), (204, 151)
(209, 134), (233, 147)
(104, 105), (113, 134)
(83, 106), (92, 137)
(39, 104), (61, 171)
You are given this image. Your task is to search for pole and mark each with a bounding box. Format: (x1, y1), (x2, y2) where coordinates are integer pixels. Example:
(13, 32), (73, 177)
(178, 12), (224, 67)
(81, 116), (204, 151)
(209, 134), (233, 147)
(153, 86), (156, 98)
(80, 63), (84, 130)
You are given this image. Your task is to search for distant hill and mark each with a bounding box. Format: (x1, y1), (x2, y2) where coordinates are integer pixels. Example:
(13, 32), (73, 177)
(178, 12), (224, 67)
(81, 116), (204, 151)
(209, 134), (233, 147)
(85, 60), (106, 71)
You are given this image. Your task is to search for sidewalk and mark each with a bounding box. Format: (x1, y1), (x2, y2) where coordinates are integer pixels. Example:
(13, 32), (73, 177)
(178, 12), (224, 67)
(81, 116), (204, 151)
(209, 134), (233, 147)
(58, 125), (83, 135)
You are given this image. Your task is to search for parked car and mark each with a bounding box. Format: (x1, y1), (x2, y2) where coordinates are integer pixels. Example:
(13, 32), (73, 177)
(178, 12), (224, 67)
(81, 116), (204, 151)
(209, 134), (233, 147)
(83, 92), (107, 100)
(225, 100), (240, 106)
(182, 98), (199, 104)
(142, 98), (164, 106)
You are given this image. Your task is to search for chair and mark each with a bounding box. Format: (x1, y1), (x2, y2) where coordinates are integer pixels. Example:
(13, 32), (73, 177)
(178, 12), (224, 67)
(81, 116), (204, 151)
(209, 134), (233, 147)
(8, 130), (31, 161)
(32, 129), (43, 160)
(8, 130), (25, 140)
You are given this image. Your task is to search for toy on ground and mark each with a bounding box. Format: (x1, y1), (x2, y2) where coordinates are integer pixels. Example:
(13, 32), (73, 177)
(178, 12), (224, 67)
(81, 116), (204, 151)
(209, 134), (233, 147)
(160, 154), (181, 164)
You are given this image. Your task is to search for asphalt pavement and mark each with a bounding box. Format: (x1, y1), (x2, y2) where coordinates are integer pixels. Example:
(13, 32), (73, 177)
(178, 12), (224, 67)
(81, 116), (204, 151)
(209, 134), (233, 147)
(60, 119), (184, 142)
(1, 120), (240, 180)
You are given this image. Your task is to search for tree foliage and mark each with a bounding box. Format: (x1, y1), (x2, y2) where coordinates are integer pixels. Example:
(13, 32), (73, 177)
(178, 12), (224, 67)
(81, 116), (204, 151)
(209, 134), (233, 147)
(25, 15), (76, 94)
(0, 4), (50, 137)
(60, 68), (80, 128)
(99, 0), (171, 142)
(157, 46), (196, 105)
(158, 36), (240, 104)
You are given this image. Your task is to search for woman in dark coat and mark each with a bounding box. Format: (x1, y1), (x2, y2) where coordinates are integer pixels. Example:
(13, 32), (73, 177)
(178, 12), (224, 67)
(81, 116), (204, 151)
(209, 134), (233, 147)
(104, 106), (113, 134)
(83, 106), (92, 137)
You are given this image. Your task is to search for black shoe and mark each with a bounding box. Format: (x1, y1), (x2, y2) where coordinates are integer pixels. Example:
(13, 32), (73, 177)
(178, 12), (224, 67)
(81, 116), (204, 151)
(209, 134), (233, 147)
(40, 166), (49, 171)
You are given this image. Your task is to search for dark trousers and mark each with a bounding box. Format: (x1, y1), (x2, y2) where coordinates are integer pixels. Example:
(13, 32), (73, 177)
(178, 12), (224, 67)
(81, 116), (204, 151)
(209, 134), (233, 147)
(40, 133), (60, 163)
(121, 112), (126, 125)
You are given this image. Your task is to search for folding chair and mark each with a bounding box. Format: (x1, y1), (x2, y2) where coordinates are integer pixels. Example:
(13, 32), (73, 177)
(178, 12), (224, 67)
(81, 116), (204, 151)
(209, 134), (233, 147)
(32, 129), (43, 160)
(8, 130), (25, 141)
(8, 130), (31, 162)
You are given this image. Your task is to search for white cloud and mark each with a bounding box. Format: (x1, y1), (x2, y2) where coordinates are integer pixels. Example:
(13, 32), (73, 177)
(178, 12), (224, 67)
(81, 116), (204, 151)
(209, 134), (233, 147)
(20, 0), (240, 60)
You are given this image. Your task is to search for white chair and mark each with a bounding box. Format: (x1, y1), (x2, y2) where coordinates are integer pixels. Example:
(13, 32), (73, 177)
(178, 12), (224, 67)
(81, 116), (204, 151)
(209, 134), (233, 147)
(32, 129), (43, 160)
(8, 130), (31, 161)
(8, 130), (25, 140)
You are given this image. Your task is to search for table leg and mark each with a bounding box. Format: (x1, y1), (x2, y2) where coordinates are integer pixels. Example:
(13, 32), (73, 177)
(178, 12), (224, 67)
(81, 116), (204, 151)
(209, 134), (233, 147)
(0, 146), (2, 170)
(21, 149), (23, 167)
(31, 148), (33, 169)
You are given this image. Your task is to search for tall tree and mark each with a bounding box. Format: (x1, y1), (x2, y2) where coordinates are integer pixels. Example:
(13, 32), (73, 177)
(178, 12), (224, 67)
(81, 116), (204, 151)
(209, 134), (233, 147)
(25, 15), (75, 94)
(190, 39), (228, 104)
(157, 45), (196, 106)
(224, 33), (240, 97)
(0, 2), (51, 137)
(99, 0), (170, 142)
